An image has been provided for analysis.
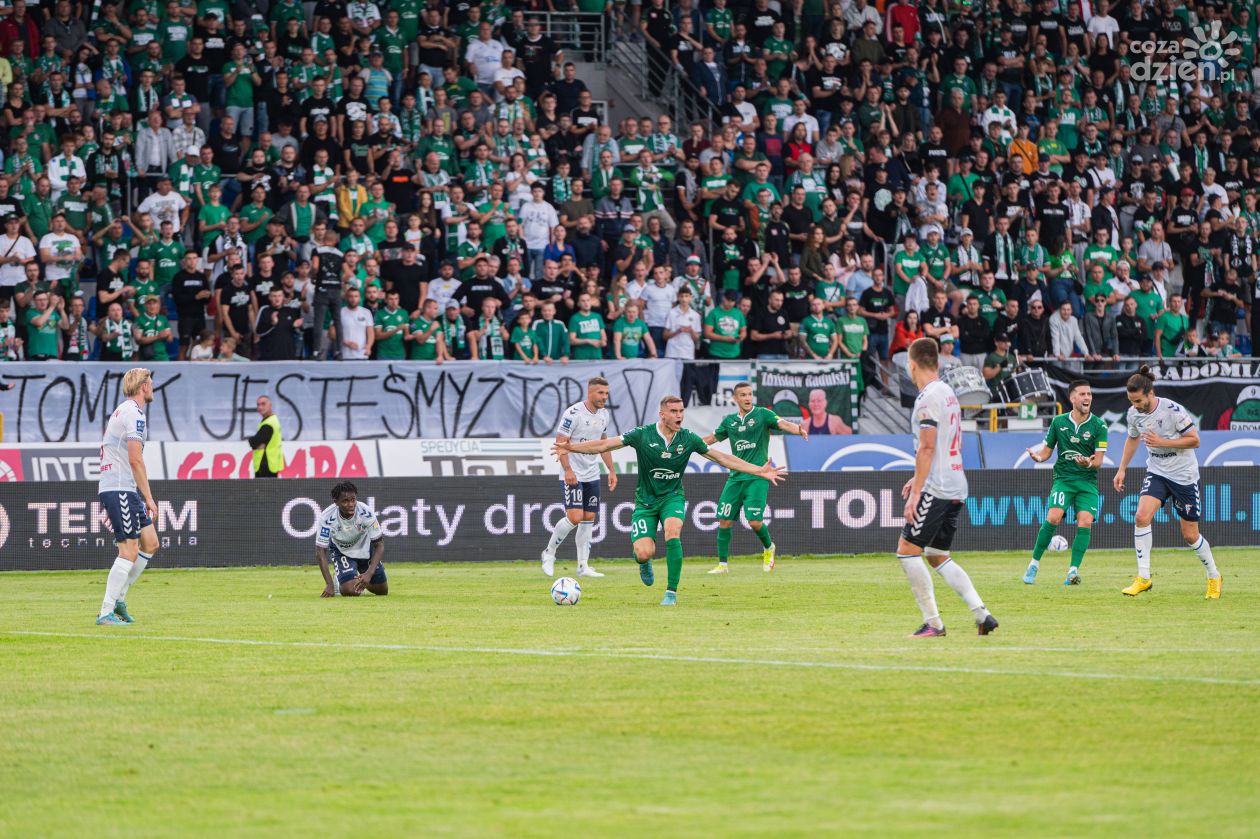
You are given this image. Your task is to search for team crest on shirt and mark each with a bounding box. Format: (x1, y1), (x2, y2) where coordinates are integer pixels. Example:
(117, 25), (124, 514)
(1083, 432), (1091, 439)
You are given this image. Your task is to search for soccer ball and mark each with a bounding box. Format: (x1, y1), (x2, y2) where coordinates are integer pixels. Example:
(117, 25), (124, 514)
(551, 577), (581, 606)
(1049, 535), (1069, 552)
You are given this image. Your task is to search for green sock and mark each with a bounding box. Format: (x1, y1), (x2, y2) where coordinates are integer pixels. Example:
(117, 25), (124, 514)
(1032, 521), (1057, 561)
(1071, 527), (1091, 569)
(666, 538), (683, 591)
(716, 528), (731, 563)
(754, 523), (772, 548)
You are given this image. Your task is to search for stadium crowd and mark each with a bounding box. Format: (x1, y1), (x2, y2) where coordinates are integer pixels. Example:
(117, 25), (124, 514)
(0, 0), (1255, 401)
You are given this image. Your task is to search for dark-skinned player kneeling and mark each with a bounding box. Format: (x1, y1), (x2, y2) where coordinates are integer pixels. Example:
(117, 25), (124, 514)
(316, 482), (388, 597)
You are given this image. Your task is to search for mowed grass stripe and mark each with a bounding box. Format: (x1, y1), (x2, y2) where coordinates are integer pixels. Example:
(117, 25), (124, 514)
(9, 630), (1260, 687)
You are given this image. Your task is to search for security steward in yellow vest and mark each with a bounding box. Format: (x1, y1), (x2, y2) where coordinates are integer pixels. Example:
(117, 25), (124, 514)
(249, 395), (285, 478)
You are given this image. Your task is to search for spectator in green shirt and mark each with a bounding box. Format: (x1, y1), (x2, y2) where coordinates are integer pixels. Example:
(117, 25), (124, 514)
(408, 299), (448, 362)
(510, 309), (539, 363)
(532, 301), (570, 363)
(568, 292), (607, 360)
(24, 290), (62, 359)
(613, 300), (656, 359)
(702, 291), (744, 359)
(133, 295), (173, 361)
(1154, 294), (1189, 359)
(373, 289), (409, 359)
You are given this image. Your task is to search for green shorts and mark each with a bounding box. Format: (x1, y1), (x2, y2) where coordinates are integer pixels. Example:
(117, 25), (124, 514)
(630, 494), (687, 541)
(717, 478), (769, 522)
(1047, 478), (1100, 519)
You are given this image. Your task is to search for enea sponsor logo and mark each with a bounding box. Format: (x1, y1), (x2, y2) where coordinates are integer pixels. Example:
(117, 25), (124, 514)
(650, 469), (682, 481)
(24, 499), (199, 550)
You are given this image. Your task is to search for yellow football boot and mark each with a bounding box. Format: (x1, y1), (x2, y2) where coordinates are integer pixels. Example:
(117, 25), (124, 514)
(1122, 576), (1153, 596)
(1206, 577), (1222, 600)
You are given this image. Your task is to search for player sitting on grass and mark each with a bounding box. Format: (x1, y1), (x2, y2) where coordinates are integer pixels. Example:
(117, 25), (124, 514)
(1023, 380), (1108, 586)
(316, 481), (388, 597)
(702, 381), (807, 574)
(553, 395), (787, 606)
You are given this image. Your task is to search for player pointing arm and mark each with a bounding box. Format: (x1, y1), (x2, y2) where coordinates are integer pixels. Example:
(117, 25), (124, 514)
(698, 381), (805, 574)
(554, 395), (785, 606)
(554, 436), (788, 484)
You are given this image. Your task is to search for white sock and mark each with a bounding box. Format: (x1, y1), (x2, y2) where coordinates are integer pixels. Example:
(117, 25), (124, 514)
(575, 522), (593, 569)
(1134, 526), (1153, 578)
(898, 555), (942, 630)
(935, 557), (990, 623)
(99, 557), (134, 617)
(1192, 536), (1219, 579)
(1028, 558), (1039, 568)
(119, 552), (152, 599)
(546, 518), (576, 554)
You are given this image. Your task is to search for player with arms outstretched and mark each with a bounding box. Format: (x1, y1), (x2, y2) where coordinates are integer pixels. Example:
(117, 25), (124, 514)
(1023, 380), (1108, 585)
(542, 376), (618, 578)
(95, 368), (159, 625)
(702, 381), (807, 574)
(1114, 366), (1222, 599)
(316, 481), (388, 597)
(553, 395), (787, 605)
(897, 338), (999, 637)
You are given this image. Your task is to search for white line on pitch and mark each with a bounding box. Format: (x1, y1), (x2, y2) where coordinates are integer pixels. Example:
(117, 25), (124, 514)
(9, 631), (1260, 687)
(591, 644), (1260, 655)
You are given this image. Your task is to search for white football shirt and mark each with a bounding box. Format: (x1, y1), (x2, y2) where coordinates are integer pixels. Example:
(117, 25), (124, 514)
(912, 378), (968, 500)
(1127, 397), (1200, 485)
(98, 399), (147, 493)
(556, 400), (610, 482)
(315, 501), (383, 559)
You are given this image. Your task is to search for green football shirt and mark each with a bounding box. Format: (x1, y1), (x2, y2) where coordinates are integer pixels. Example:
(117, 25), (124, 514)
(1155, 310), (1189, 356)
(135, 312), (171, 361)
(374, 307), (408, 359)
(703, 306), (745, 359)
(409, 315), (437, 360)
(800, 313), (836, 357)
(23, 308), (61, 357)
(836, 314), (868, 356)
(613, 316), (648, 358)
(713, 406), (779, 483)
(1044, 412), (1108, 483)
(568, 311), (606, 360)
(620, 424), (709, 505)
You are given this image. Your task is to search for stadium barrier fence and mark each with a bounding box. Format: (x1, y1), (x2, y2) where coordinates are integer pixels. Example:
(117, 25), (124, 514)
(4, 469), (1256, 571)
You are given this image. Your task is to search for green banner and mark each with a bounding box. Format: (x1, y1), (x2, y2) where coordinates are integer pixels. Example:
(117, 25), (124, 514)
(754, 361), (858, 435)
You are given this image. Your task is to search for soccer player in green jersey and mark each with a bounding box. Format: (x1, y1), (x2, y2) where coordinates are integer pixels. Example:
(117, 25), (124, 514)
(702, 381), (806, 574)
(1022, 381), (1108, 586)
(553, 395), (787, 605)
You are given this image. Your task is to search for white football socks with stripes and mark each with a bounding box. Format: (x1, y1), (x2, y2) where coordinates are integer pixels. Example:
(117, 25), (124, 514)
(898, 555), (942, 630)
(575, 522), (593, 570)
(547, 518), (576, 554)
(1134, 526), (1153, 578)
(934, 557), (991, 623)
(99, 557), (134, 618)
(1192, 536), (1219, 579)
(120, 551), (152, 599)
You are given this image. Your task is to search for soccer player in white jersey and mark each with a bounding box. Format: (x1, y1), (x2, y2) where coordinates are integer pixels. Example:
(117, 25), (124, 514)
(1114, 365), (1222, 599)
(542, 376), (618, 577)
(897, 339), (999, 637)
(315, 481), (388, 597)
(95, 368), (159, 625)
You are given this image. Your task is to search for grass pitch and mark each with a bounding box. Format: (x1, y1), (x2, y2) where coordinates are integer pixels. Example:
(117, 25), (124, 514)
(1, 549), (1257, 838)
